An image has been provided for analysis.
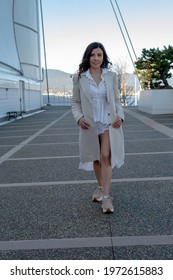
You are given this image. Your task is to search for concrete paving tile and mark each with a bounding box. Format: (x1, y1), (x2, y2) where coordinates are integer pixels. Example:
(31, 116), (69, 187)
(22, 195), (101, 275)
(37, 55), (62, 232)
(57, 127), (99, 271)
(0, 125), (46, 131)
(123, 130), (168, 140)
(113, 153), (173, 179)
(0, 130), (38, 137)
(113, 245), (173, 260)
(0, 158), (84, 183)
(0, 184), (111, 241)
(40, 128), (79, 135)
(0, 136), (29, 146)
(125, 108), (173, 122)
(29, 134), (79, 144)
(0, 247), (113, 259)
(1, 245), (173, 260)
(0, 154), (173, 183)
(21, 122), (53, 126)
(122, 124), (154, 131)
(153, 119), (173, 124)
(165, 124), (173, 129)
(1, 106), (173, 260)
(11, 144), (79, 158)
(109, 181), (173, 236)
(0, 147), (15, 157)
(125, 138), (173, 153)
(151, 114), (173, 118)
(50, 123), (78, 128)
(123, 116), (142, 122)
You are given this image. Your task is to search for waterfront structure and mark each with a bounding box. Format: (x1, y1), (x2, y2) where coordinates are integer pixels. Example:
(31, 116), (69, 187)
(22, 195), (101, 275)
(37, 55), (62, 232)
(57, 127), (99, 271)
(0, 0), (43, 121)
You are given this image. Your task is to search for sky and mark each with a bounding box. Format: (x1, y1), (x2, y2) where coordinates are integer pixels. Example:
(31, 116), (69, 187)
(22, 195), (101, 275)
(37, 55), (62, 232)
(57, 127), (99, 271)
(41, 0), (173, 74)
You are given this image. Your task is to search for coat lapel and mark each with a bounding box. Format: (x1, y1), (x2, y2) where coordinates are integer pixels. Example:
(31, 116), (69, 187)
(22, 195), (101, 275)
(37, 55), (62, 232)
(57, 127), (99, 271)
(79, 70), (113, 104)
(79, 75), (92, 104)
(104, 73), (111, 103)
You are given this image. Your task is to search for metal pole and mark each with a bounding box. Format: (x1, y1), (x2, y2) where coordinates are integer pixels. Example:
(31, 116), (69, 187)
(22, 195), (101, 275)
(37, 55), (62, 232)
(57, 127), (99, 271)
(39, 0), (50, 105)
(114, 0), (138, 61)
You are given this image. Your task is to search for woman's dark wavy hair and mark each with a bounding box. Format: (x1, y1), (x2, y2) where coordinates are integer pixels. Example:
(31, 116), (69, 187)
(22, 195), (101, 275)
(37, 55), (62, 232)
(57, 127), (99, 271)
(78, 42), (112, 76)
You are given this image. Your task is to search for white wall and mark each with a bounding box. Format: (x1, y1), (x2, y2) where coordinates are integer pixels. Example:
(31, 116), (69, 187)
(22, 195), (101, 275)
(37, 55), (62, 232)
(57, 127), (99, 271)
(0, 0), (43, 120)
(0, 76), (43, 119)
(138, 89), (173, 114)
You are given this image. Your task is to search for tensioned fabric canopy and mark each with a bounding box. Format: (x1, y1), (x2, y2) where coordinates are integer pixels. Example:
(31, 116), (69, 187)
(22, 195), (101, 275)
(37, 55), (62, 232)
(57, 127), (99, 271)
(0, 0), (41, 81)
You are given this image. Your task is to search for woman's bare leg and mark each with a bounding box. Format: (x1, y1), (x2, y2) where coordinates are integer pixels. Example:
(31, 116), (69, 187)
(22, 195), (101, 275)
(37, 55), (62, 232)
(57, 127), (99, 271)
(93, 160), (103, 187)
(99, 130), (112, 196)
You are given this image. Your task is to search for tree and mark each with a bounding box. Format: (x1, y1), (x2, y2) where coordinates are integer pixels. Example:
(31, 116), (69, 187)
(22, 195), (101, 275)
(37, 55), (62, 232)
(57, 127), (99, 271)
(113, 59), (127, 105)
(134, 45), (173, 89)
(113, 59), (135, 106)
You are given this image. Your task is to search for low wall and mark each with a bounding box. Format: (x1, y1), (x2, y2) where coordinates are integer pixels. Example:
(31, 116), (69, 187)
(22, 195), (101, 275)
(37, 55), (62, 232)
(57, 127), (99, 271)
(0, 79), (43, 121)
(138, 89), (173, 114)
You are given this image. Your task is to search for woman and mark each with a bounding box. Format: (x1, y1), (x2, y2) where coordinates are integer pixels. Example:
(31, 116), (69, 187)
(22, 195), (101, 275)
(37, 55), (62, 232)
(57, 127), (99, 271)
(71, 42), (124, 213)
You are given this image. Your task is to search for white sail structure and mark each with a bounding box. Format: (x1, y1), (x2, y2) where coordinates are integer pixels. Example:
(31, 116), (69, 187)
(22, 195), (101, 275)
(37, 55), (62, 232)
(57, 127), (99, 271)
(0, 0), (22, 74)
(0, 0), (43, 119)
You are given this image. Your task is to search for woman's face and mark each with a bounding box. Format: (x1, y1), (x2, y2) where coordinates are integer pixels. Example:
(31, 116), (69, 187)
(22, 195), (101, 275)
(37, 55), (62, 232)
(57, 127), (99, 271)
(89, 48), (104, 70)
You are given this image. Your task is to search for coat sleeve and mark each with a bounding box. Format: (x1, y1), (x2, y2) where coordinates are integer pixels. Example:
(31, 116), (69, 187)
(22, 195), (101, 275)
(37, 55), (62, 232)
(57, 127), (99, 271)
(71, 74), (84, 123)
(113, 73), (124, 121)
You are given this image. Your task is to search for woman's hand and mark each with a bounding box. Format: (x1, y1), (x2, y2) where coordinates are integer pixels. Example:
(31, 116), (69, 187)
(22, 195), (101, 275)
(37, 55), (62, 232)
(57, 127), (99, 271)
(112, 116), (123, 128)
(78, 117), (90, 129)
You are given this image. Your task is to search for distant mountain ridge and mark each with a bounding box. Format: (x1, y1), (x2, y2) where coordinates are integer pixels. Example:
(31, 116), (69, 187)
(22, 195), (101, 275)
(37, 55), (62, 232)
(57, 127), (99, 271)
(41, 69), (73, 90)
(41, 69), (173, 91)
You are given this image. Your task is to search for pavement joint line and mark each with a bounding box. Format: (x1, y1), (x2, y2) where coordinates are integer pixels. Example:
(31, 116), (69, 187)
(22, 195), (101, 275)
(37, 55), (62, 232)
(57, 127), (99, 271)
(0, 129), (39, 133)
(27, 142), (79, 146)
(0, 176), (173, 188)
(0, 135), (36, 139)
(1, 125), (51, 128)
(124, 108), (173, 138)
(1, 235), (173, 251)
(125, 138), (170, 142)
(5, 151), (173, 161)
(0, 110), (71, 165)
(124, 129), (155, 132)
(34, 130), (157, 136)
(7, 156), (80, 161)
(24, 138), (171, 145)
(0, 133), (79, 138)
(0, 130), (166, 139)
(38, 133), (79, 136)
(0, 145), (15, 147)
(43, 128), (79, 131)
(0, 138), (168, 148)
(125, 151), (173, 155)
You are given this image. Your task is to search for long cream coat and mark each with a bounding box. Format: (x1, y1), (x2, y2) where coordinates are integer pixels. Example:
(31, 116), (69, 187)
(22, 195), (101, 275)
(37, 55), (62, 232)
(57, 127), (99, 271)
(71, 70), (124, 170)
